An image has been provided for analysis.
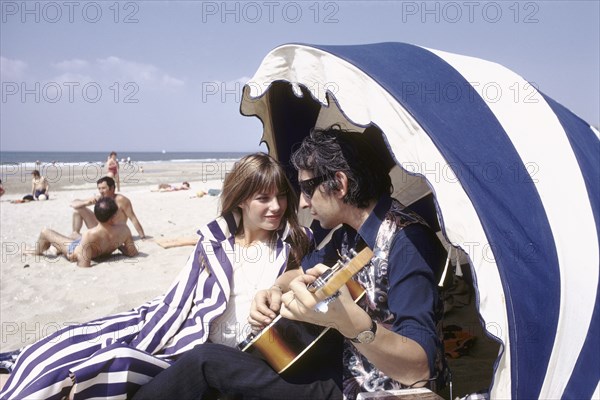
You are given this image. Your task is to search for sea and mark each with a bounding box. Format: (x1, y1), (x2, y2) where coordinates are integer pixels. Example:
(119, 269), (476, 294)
(0, 151), (250, 187)
(0, 151), (250, 167)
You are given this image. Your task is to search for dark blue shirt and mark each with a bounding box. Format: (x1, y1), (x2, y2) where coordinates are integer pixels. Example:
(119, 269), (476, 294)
(302, 195), (445, 375)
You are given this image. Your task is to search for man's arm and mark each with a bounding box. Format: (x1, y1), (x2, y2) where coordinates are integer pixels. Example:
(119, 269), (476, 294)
(282, 267), (431, 386)
(280, 226), (442, 387)
(121, 198), (146, 238)
(119, 229), (139, 257)
(73, 235), (93, 268)
(71, 195), (98, 209)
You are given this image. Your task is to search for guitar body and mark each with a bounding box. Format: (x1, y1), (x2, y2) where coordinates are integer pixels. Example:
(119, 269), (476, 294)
(239, 279), (366, 373)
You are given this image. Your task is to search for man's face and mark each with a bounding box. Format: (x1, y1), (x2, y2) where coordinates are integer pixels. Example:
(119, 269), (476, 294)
(297, 170), (342, 230)
(97, 182), (115, 197)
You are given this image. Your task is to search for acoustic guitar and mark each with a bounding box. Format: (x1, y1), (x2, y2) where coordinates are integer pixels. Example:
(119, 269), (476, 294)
(237, 247), (374, 373)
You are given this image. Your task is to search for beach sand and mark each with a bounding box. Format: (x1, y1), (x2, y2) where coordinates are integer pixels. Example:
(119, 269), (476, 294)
(0, 160), (235, 352)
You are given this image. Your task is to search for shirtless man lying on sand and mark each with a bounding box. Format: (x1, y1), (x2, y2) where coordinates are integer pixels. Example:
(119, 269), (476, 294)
(28, 197), (138, 267)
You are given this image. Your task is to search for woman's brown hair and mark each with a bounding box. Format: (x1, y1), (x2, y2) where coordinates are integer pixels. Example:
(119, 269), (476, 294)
(220, 152), (309, 269)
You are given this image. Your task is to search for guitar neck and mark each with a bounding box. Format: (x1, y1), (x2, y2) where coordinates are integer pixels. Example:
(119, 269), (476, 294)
(315, 247), (373, 299)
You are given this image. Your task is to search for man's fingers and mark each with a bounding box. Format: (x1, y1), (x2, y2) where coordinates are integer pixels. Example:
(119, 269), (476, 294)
(305, 263), (330, 277)
(279, 291), (299, 320)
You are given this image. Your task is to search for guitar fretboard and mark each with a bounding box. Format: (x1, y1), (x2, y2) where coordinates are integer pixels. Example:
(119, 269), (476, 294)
(315, 248), (373, 299)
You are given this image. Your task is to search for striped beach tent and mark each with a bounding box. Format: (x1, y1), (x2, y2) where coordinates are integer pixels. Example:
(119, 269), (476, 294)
(240, 42), (599, 399)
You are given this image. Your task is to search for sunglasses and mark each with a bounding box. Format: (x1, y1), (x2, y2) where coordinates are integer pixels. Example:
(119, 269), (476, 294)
(298, 175), (328, 199)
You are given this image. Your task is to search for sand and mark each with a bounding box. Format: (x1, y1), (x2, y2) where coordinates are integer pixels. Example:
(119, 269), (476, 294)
(0, 160), (236, 352)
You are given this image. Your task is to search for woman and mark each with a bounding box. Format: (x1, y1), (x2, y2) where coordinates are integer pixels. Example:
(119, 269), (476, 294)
(0, 153), (310, 400)
(30, 170), (49, 199)
(106, 151), (120, 192)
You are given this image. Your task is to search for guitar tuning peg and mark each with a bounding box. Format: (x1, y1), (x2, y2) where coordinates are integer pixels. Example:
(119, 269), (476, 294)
(349, 249), (358, 258)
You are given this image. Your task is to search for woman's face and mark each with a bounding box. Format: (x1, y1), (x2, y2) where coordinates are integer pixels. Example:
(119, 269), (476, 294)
(239, 187), (288, 235)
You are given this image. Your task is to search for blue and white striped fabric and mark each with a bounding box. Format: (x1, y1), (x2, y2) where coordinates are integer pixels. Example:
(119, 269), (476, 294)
(0, 212), (291, 400)
(241, 42), (599, 399)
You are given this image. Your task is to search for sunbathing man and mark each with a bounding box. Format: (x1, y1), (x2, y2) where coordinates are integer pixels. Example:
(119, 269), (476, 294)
(71, 176), (146, 239)
(30, 197), (138, 267)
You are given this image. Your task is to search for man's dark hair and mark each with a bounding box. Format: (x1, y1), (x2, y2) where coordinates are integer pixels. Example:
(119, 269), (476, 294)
(97, 176), (116, 188)
(290, 126), (392, 208)
(94, 196), (119, 222)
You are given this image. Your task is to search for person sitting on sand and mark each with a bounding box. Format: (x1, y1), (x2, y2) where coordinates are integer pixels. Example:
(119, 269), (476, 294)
(31, 170), (49, 200)
(28, 197), (138, 268)
(154, 181), (190, 192)
(71, 176), (146, 239)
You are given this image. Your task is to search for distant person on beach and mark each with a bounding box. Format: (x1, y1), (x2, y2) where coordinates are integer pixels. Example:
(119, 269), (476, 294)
(0, 179), (5, 197)
(31, 170), (49, 200)
(71, 176), (146, 239)
(105, 151), (121, 192)
(27, 197), (138, 268)
(154, 182), (190, 192)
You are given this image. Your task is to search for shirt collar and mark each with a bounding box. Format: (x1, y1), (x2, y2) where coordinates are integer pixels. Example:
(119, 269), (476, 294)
(357, 194), (392, 249)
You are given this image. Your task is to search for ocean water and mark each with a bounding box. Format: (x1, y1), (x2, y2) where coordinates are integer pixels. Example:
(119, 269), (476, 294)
(0, 151), (249, 192)
(0, 151), (249, 167)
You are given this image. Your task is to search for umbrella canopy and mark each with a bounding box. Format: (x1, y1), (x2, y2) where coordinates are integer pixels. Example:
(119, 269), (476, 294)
(240, 42), (599, 399)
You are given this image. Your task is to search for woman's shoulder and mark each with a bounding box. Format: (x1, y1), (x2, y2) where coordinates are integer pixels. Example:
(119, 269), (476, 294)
(197, 214), (237, 243)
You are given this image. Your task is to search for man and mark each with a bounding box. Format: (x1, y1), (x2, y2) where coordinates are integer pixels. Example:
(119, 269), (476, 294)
(132, 127), (446, 399)
(31, 197), (138, 268)
(31, 170), (49, 199)
(72, 176), (146, 239)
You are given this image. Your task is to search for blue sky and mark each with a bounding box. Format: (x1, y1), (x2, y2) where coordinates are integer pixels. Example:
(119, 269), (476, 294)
(1, 0), (598, 152)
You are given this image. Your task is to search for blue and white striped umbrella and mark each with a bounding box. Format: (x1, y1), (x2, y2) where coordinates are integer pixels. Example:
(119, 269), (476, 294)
(240, 42), (599, 399)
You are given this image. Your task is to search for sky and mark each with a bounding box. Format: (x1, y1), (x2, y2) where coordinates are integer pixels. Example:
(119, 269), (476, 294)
(1, 0), (599, 152)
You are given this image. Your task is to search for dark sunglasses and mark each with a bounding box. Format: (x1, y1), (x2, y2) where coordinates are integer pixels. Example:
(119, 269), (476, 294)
(298, 175), (328, 199)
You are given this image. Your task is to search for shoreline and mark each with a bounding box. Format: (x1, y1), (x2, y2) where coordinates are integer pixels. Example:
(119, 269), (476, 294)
(0, 160), (238, 197)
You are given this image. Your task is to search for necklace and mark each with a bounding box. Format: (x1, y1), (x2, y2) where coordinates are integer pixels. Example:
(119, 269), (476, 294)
(233, 240), (275, 292)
